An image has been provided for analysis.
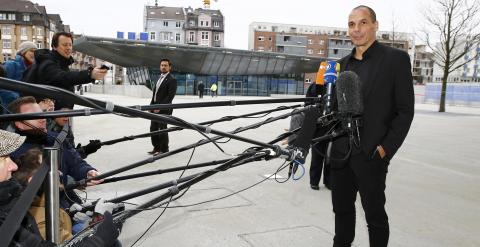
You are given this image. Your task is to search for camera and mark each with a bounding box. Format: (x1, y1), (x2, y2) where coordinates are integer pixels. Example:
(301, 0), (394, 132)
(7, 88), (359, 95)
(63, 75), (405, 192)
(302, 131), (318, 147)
(100, 65), (111, 70)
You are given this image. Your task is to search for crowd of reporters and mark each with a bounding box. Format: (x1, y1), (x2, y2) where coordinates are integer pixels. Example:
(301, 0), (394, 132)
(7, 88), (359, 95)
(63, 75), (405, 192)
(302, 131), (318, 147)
(0, 32), (122, 246)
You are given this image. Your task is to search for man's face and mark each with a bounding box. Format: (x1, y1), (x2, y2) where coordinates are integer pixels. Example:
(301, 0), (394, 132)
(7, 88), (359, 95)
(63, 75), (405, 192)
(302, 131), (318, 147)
(0, 156), (18, 182)
(160, 61), (171, 74)
(348, 8), (378, 48)
(14, 103), (47, 132)
(54, 35), (73, 59)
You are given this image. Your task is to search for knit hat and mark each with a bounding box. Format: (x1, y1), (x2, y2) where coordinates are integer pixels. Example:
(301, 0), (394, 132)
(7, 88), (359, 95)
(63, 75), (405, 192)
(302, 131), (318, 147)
(0, 130), (26, 156)
(17, 41), (37, 55)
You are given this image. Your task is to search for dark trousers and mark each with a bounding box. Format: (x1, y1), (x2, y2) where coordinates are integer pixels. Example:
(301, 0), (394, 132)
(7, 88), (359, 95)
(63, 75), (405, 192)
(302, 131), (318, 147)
(199, 90), (204, 98)
(310, 143), (330, 187)
(331, 151), (389, 247)
(150, 120), (169, 152)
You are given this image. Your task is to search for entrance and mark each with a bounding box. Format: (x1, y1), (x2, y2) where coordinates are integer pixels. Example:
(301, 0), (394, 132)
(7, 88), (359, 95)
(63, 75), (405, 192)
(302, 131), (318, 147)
(226, 81), (243, 96)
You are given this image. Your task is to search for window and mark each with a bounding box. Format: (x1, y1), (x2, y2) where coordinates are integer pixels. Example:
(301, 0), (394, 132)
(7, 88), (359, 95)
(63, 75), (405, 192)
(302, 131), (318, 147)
(23, 14), (30, 21)
(200, 21), (204, 26)
(318, 50), (324, 55)
(1, 26), (11, 35)
(308, 39), (313, 44)
(205, 21), (209, 27)
(36, 28), (43, 36)
(176, 22), (181, 28)
(189, 20), (195, 26)
(213, 21), (220, 27)
(176, 33), (180, 42)
(284, 36), (291, 42)
(163, 21), (168, 27)
(3, 40), (11, 49)
(319, 40), (324, 45)
(36, 42), (43, 49)
(268, 36), (272, 41)
(163, 33), (169, 42)
(149, 31), (156, 40)
(307, 49), (313, 54)
(333, 49), (339, 55)
(201, 31), (209, 40)
(189, 31), (195, 42)
(258, 36), (264, 41)
(214, 33), (220, 41)
(8, 14), (15, 20)
(0, 14), (6, 20)
(20, 27), (27, 36)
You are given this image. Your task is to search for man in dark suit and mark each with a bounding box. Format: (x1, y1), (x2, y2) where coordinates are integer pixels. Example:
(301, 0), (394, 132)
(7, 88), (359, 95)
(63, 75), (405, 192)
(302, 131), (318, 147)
(330, 6), (414, 247)
(149, 59), (178, 155)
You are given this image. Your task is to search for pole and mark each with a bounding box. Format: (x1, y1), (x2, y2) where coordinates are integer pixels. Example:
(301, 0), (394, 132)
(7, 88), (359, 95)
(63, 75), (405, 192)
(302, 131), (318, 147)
(43, 147), (60, 244)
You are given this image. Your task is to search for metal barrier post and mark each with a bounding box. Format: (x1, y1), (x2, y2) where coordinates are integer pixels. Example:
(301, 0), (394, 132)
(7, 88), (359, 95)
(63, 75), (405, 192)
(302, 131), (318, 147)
(43, 147), (60, 244)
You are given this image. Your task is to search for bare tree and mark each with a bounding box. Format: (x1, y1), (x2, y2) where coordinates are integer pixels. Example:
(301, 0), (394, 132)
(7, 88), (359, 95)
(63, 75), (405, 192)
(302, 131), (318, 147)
(421, 0), (480, 112)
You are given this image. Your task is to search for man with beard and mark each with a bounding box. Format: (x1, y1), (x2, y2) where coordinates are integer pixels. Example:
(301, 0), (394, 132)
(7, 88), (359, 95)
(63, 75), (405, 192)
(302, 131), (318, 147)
(148, 59), (177, 155)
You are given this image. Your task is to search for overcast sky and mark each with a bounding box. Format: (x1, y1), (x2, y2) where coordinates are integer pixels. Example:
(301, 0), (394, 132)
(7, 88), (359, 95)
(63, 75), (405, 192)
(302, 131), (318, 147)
(34, 0), (435, 50)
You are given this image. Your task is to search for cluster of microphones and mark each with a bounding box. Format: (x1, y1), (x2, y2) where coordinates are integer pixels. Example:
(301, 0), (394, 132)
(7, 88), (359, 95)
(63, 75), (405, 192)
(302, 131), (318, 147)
(287, 60), (363, 175)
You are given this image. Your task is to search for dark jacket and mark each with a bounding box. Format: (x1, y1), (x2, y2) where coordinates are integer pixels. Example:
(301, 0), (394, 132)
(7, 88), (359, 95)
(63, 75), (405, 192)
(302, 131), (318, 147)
(150, 73), (178, 115)
(0, 179), (116, 247)
(23, 49), (94, 108)
(333, 42), (414, 163)
(10, 130), (96, 184)
(0, 179), (56, 247)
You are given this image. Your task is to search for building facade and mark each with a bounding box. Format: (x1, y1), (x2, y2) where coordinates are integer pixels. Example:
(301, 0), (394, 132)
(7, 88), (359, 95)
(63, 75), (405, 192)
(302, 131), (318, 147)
(433, 40), (480, 83)
(184, 7), (224, 47)
(0, 0), (56, 62)
(412, 45), (434, 85)
(143, 6), (185, 44)
(249, 22), (418, 85)
(142, 4), (225, 48)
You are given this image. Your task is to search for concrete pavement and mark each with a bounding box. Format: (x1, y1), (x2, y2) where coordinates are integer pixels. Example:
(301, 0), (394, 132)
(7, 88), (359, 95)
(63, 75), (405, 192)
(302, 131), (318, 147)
(72, 93), (480, 247)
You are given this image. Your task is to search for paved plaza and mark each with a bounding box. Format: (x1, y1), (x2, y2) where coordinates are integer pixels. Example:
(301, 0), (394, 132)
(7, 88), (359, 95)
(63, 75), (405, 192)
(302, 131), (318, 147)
(73, 93), (480, 247)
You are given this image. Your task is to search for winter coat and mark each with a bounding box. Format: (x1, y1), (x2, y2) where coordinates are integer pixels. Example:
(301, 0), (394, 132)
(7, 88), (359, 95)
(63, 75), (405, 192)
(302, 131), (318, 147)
(10, 130), (96, 184)
(23, 49), (95, 109)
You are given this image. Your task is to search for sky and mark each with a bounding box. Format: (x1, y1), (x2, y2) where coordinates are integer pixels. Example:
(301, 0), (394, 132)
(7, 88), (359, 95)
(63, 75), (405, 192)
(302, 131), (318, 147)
(34, 0), (435, 50)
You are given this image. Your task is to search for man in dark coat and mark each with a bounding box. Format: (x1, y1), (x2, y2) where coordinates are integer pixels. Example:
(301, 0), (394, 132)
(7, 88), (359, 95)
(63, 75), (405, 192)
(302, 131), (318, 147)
(329, 6), (414, 247)
(148, 59), (178, 155)
(23, 32), (107, 109)
(197, 81), (205, 98)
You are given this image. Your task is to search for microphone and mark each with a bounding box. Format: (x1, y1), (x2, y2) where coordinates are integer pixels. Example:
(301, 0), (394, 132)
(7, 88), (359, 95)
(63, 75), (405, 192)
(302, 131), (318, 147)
(323, 61), (340, 115)
(336, 71), (363, 116)
(335, 71), (363, 147)
(315, 61), (327, 85)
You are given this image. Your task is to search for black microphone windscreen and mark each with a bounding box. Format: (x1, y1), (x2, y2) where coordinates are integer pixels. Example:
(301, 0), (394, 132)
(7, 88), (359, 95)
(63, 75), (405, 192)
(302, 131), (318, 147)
(336, 71), (363, 115)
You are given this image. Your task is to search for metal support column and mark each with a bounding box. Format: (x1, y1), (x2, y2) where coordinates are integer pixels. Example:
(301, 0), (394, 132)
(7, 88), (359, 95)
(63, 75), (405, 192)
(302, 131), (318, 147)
(43, 147), (60, 244)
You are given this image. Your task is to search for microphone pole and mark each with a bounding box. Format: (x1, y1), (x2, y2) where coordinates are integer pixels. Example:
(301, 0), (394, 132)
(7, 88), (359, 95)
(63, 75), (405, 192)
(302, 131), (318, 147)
(62, 151), (270, 247)
(100, 104), (301, 146)
(101, 158), (231, 184)
(66, 107), (309, 189)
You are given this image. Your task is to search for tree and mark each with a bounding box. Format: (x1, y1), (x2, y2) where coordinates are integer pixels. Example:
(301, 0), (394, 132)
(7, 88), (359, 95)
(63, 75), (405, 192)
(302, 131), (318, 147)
(421, 0), (480, 112)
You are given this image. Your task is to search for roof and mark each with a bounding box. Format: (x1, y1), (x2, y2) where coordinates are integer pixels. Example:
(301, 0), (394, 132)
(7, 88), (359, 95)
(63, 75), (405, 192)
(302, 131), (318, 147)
(0, 0), (45, 14)
(73, 36), (324, 76)
(145, 6), (185, 20)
